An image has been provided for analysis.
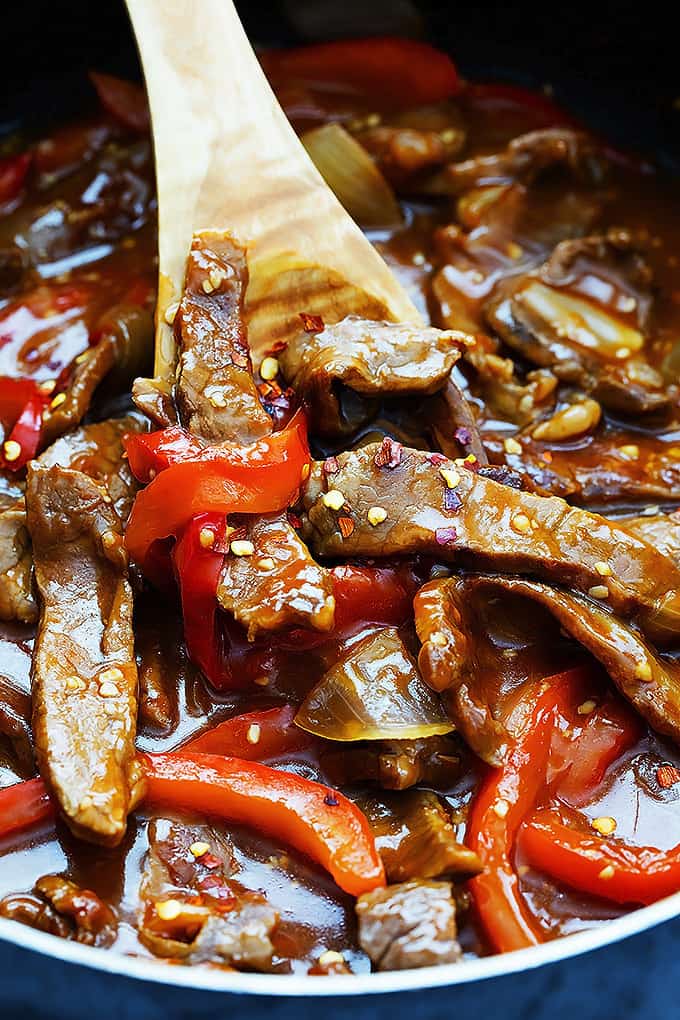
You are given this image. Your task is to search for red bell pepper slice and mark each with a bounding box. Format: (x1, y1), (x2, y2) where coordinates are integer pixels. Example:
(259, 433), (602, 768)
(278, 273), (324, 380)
(124, 426), (204, 484)
(171, 512), (230, 688)
(89, 72), (150, 133)
(332, 564), (416, 632)
(0, 377), (50, 471)
(125, 415), (310, 574)
(463, 82), (579, 131)
(0, 777), (55, 839)
(262, 37), (461, 108)
(466, 666), (640, 952)
(467, 675), (571, 952)
(142, 752), (385, 896)
(181, 704), (313, 759)
(0, 152), (32, 206)
(521, 807), (680, 906)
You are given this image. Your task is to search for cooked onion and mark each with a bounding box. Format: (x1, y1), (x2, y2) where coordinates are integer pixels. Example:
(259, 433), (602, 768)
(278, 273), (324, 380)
(520, 280), (644, 357)
(295, 627), (454, 741)
(301, 122), (402, 228)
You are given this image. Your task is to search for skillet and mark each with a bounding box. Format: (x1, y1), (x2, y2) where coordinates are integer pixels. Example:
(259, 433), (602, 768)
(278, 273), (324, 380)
(1, 0), (680, 996)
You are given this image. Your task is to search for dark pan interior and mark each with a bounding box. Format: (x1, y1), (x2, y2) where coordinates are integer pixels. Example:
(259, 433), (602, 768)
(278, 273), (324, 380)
(2, 0), (679, 172)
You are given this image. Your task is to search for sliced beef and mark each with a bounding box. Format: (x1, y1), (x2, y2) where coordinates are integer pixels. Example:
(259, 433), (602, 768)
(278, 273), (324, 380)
(623, 513), (680, 566)
(139, 818), (278, 969)
(322, 734), (463, 791)
(302, 442), (680, 643)
(354, 104), (466, 187)
(38, 415), (143, 522)
(174, 233), (272, 444)
(356, 880), (461, 970)
(0, 674), (33, 776)
(40, 336), (118, 446)
(0, 488), (36, 623)
(357, 790), (481, 882)
(440, 128), (605, 194)
(279, 315), (465, 436)
(296, 627), (453, 742)
(34, 875), (118, 947)
(431, 575), (680, 746)
(132, 374), (178, 427)
(485, 230), (670, 416)
(414, 576), (512, 765)
(217, 513), (334, 640)
(486, 431), (680, 506)
(27, 464), (142, 845)
(0, 875), (117, 946)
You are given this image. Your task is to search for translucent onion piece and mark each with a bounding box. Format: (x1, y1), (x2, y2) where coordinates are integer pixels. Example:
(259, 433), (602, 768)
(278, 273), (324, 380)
(296, 628), (454, 741)
(301, 123), (402, 228)
(519, 280), (644, 357)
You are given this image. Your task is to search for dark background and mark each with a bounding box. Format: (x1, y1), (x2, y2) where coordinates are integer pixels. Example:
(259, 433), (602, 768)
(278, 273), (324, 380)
(2, 0), (680, 1016)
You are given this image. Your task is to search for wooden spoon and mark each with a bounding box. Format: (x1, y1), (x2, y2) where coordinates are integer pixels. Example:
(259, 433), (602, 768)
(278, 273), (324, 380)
(125, 0), (422, 386)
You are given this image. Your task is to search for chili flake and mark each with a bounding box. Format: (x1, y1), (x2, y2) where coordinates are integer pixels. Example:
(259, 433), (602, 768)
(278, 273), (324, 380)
(299, 312), (324, 333)
(373, 436), (403, 468)
(435, 526), (458, 546)
(454, 426), (472, 446)
(657, 764), (680, 789)
(323, 456), (340, 475)
(338, 516), (355, 539)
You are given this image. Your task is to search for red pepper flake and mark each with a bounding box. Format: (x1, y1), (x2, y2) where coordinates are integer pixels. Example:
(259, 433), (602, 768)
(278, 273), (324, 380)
(299, 312), (325, 333)
(657, 764), (680, 789)
(454, 426), (472, 446)
(435, 526), (458, 546)
(427, 452), (448, 466)
(200, 853), (223, 871)
(266, 338), (289, 356)
(443, 488), (462, 513)
(374, 436), (403, 469)
(287, 511), (302, 530)
(323, 456), (340, 475)
(338, 516), (355, 539)
(324, 792), (339, 807)
(198, 876), (236, 903)
(462, 454), (479, 471)
(541, 450), (553, 463)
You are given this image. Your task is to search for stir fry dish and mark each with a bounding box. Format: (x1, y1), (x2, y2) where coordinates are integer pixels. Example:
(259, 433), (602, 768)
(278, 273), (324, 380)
(1, 37), (680, 976)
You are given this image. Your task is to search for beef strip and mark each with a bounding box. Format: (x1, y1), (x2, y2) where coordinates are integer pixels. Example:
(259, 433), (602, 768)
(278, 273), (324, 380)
(295, 627), (453, 741)
(40, 336), (118, 446)
(174, 233), (272, 444)
(139, 818), (278, 969)
(414, 576), (512, 765)
(356, 880), (461, 970)
(302, 442), (680, 643)
(0, 485), (36, 623)
(34, 875), (118, 947)
(278, 315), (466, 436)
(486, 431), (680, 506)
(0, 674), (33, 776)
(27, 464), (142, 845)
(485, 230), (670, 416)
(357, 790), (481, 882)
(439, 128), (605, 194)
(425, 575), (680, 746)
(0, 874), (117, 947)
(322, 734), (463, 791)
(38, 415), (143, 522)
(217, 513), (334, 640)
(623, 513), (680, 565)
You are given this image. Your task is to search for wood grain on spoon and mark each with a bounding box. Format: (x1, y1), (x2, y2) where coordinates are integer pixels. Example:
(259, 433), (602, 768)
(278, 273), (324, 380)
(125, 0), (422, 384)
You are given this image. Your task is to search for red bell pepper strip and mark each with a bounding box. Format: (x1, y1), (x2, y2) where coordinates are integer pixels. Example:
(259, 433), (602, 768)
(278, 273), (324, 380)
(142, 752), (385, 896)
(124, 426), (204, 484)
(125, 416), (310, 575)
(171, 512), (230, 688)
(463, 82), (579, 131)
(0, 777), (55, 839)
(0, 152), (32, 206)
(0, 377), (50, 471)
(181, 704), (313, 759)
(89, 72), (150, 133)
(467, 676), (569, 952)
(262, 38), (461, 108)
(521, 807), (680, 906)
(554, 695), (641, 806)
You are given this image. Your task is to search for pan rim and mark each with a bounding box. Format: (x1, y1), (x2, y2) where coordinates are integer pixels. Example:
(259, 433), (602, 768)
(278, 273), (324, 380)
(1, 889), (679, 996)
